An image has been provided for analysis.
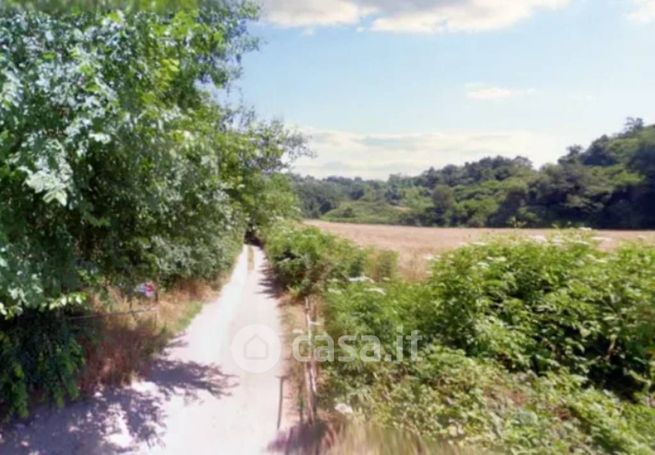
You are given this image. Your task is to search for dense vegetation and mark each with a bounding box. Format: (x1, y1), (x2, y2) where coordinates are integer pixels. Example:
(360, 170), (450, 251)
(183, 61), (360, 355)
(264, 223), (655, 453)
(0, 1), (301, 418)
(293, 119), (655, 228)
(264, 223), (397, 297)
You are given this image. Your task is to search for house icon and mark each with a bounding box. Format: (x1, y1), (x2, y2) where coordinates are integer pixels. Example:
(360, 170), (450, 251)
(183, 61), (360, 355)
(243, 334), (269, 360)
(231, 325), (281, 373)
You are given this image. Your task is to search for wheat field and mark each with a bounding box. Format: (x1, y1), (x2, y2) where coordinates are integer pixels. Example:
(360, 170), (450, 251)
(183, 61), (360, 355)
(307, 220), (655, 279)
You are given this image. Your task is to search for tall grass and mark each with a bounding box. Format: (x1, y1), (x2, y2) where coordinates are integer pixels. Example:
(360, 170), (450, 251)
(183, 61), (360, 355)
(76, 280), (219, 399)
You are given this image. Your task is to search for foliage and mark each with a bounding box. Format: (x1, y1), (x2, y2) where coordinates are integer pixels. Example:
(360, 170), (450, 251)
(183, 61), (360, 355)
(0, 311), (87, 418)
(263, 223), (369, 296)
(263, 223), (398, 296)
(292, 121), (655, 228)
(364, 249), (399, 282)
(323, 200), (406, 225)
(290, 174), (350, 218)
(428, 235), (655, 394)
(270, 226), (655, 453)
(0, 3), (302, 418)
(328, 348), (655, 453)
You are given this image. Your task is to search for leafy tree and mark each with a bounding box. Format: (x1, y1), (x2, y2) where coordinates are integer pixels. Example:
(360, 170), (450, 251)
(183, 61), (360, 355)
(0, 1), (304, 417)
(431, 184), (455, 225)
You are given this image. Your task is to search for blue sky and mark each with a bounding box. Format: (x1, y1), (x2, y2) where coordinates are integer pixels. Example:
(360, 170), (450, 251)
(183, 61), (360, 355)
(231, 0), (655, 178)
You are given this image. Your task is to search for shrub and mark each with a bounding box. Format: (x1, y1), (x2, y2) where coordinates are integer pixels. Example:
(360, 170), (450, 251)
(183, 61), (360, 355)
(0, 311), (86, 419)
(343, 350), (655, 453)
(264, 223), (367, 296)
(312, 232), (655, 453)
(428, 234), (655, 394)
(364, 249), (399, 282)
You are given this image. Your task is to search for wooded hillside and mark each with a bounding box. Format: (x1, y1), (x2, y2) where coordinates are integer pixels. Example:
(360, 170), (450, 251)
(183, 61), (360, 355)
(293, 119), (655, 229)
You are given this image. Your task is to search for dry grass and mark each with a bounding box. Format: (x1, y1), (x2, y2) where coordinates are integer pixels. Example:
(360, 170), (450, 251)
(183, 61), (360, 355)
(307, 220), (655, 280)
(78, 278), (222, 394)
(278, 295), (306, 422)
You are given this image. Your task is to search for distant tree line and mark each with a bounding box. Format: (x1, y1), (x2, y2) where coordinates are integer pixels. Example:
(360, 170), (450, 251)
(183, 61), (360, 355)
(292, 119), (655, 229)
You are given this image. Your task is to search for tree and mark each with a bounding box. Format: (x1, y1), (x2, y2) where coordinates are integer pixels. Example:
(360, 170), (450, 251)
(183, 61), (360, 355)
(0, 2), (305, 417)
(291, 121), (655, 229)
(432, 185), (455, 225)
(624, 117), (644, 135)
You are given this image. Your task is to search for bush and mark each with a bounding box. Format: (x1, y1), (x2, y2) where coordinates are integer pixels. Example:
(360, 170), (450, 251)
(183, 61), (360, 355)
(335, 348), (655, 453)
(322, 201), (406, 225)
(314, 233), (655, 453)
(264, 223), (368, 296)
(364, 249), (399, 282)
(0, 311), (86, 418)
(428, 234), (655, 395)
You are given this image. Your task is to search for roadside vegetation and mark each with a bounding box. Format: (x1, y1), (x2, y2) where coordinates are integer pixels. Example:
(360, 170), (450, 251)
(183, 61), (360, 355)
(0, 1), (302, 419)
(293, 119), (655, 229)
(264, 222), (655, 453)
(76, 278), (220, 395)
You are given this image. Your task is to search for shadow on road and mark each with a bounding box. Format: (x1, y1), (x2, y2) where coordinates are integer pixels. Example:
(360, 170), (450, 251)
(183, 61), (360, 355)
(1, 358), (237, 454)
(267, 422), (330, 454)
(257, 268), (288, 304)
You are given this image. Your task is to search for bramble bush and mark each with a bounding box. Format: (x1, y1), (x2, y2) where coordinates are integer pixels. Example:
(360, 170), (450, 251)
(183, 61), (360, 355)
(329, 348), (655, 453)
(427, 235), (655, 395)
(268, 225), (655, 453)
(0, 2), (303, 418)
(263, 222), (397, 296)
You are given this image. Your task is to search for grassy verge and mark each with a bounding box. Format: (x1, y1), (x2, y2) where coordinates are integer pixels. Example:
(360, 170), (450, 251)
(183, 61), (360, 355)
(77, 276), (226, 396)
(278, 294), (307, 420)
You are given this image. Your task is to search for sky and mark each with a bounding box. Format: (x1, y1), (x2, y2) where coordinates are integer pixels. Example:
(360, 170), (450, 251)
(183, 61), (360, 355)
(229, 0), (655, 179)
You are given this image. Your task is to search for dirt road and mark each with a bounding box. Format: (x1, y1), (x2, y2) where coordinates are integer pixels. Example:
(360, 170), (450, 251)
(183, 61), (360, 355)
(1, 246), (292, 454)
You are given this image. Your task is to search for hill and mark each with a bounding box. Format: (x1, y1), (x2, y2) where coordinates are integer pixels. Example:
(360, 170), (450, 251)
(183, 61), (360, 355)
(292, 119), (655, 229)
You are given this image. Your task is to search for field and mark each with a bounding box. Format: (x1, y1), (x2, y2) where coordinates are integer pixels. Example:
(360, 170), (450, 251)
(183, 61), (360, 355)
(306, 220), (655, 278)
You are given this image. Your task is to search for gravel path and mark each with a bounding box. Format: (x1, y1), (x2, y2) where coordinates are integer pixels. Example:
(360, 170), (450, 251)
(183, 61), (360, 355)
(1, 246), (293, 454)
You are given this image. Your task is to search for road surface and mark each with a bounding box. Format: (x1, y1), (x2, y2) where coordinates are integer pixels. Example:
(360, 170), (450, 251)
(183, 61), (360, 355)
(1, 246), (294, 454)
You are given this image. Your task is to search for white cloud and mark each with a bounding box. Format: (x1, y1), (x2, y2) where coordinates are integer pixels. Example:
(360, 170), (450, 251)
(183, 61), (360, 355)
(292, 127), (568, 179)
(258, 0), (369, 27)
(466, 84), (536, 100)
(258, 0), (571, 33)
(628, 0), (655, 23)
(370, 0), (570, 33)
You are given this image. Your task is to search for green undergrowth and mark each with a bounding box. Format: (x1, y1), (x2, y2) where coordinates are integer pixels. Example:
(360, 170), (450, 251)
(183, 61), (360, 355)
(263, 222), (397, 297)
(323, 200), (407, 225)
(0, 311), (88, 419)
(264, 223), (655, 454)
